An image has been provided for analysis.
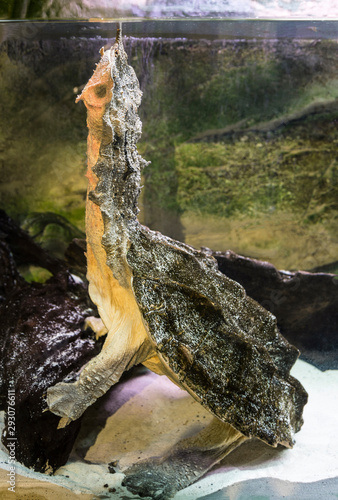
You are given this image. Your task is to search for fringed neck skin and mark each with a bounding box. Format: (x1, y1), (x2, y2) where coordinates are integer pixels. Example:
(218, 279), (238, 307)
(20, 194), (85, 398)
(76, 29), (148, 287)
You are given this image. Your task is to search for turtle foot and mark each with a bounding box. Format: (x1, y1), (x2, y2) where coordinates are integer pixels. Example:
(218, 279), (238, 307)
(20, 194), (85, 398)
(122, 449), (213, 499)
(47, 381), (83, 422)
(122, 420), (248, 499)
(122, 459), (181, 500)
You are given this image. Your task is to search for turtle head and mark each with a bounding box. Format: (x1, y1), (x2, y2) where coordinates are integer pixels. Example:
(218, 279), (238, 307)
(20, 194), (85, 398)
(75, 28), (122, 106)
(76, 29), (142, 145)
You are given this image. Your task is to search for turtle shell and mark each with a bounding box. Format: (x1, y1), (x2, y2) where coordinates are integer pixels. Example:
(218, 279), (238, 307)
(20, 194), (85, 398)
(127, 224), (308, 448)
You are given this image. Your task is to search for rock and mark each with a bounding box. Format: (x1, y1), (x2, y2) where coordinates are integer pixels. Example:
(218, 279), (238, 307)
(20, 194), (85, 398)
(0, 212), (103, 472)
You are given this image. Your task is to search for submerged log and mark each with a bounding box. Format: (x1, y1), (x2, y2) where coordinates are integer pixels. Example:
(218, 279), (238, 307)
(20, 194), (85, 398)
(0, 213), (102, 472)
(0, 239), (24, 305)
(213, 249), (338, 367)
(0, 209), (66, 276)
(1, 211), (336, 474)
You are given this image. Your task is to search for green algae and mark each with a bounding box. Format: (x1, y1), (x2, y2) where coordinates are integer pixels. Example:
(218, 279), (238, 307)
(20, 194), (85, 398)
(175, 117), (338, 221)
(19, 265), (53, 283)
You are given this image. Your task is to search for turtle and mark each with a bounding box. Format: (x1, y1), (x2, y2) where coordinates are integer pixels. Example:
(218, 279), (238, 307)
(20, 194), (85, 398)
(47, 29), (308, 499)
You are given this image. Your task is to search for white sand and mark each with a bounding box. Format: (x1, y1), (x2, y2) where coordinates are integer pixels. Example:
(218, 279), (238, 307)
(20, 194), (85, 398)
(0, 359), (337, 499)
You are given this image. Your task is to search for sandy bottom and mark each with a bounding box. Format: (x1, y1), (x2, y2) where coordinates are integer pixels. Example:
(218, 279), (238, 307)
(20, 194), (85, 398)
(0, 468), (93, 500)
(0, 360), (338, 499)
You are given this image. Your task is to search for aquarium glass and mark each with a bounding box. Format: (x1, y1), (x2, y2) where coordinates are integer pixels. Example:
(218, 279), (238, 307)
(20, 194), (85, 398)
(0, 17), (337, 500)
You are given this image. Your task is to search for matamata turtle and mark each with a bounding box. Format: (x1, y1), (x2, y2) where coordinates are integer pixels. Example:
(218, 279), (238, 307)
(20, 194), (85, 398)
(47, 29), (308, 499)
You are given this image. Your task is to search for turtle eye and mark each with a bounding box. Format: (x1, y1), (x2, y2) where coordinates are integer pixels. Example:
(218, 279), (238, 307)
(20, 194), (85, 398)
(94, 84), (107, 98)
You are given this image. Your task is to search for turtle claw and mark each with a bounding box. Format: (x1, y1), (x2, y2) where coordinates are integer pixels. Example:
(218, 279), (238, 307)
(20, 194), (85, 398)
(122, 460), (177, 500)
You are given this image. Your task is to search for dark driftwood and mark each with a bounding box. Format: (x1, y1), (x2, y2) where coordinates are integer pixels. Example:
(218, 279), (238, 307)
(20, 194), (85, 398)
(213, 249), (338, 368)
(0, 213), (102, 472)
(0, 240), (25, 305)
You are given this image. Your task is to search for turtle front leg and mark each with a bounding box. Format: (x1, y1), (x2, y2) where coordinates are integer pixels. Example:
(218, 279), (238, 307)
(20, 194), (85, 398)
(122, 417), (248, 500)
(47, 320), (152, 428)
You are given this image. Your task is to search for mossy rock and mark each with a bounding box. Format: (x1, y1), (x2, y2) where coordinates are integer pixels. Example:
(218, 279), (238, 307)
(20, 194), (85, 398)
(175, 116), (338, 221)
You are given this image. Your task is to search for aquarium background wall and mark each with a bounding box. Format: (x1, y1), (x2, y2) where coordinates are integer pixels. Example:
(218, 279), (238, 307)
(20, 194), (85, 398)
(1, 0), (338, 20)
(0, 20), (338, 274)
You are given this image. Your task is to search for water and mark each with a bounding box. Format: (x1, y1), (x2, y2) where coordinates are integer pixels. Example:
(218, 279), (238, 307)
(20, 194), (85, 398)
(0, 19), (338, 498)
(2, 19), (338, 40)
(1, 20), (337, 271)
